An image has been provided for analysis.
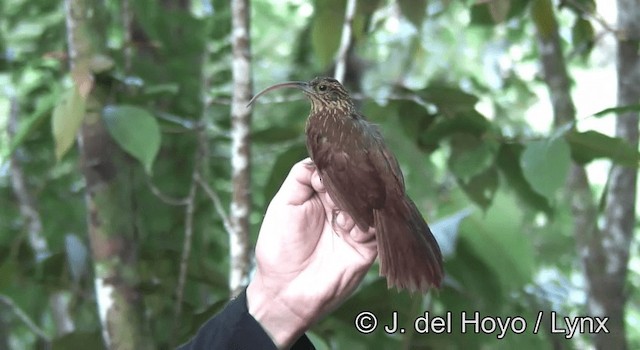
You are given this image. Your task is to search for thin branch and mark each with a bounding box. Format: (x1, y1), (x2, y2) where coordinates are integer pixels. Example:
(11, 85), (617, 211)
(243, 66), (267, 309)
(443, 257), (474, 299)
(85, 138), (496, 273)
(121, 0), (133, 72)
(7, 96), (76, 336)
(146, 177), (190, 206)
(563, 0), (618, 35)
(171, 169), (198, 345)
(334, 0), (357, 82)
(7, 98), (49, 261)
(229, 0), (253, 297)
(563, 0), (619, 61)
(0, 294), (51, 343)
(155, 111), (199, 130)
(195, 173), (234, 236)
(170, 31), (216, 346)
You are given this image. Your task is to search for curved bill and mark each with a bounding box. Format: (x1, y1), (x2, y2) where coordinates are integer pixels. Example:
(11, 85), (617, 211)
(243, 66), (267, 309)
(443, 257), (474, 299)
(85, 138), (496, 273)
(247, 81), (310, 107)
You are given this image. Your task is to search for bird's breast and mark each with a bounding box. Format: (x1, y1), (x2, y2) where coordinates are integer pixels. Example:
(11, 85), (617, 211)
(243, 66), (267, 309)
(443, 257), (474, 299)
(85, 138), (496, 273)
(306, 110), (366, 152)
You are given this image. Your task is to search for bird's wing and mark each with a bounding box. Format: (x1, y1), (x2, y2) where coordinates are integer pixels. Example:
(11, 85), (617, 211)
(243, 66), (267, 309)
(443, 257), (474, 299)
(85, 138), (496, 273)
(368, 137), (406, 192)
(307, 118), (398, 230)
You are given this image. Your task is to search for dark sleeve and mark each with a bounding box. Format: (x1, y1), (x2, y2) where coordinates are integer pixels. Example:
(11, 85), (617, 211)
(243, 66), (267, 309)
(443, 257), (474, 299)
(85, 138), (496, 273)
(177, 289), (315, 350)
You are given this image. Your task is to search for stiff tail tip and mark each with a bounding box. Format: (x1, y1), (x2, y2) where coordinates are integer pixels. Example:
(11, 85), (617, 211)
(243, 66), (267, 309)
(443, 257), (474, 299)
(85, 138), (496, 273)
(374, 200), (444, 293)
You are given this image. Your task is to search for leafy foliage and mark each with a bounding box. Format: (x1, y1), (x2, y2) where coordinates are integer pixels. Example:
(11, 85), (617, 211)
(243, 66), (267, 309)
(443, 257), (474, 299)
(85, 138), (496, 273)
(520, 136), (571, 202)
(102, 105), (161, 174)
(397, 0), (427, 29)
(566, 130), (640, 167)
(52, 87), (86, 160)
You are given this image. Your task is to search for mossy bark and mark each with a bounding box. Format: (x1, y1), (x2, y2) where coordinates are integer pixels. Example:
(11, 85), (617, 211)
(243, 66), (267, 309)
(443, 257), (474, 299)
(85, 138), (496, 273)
(64, 0), (153, 348)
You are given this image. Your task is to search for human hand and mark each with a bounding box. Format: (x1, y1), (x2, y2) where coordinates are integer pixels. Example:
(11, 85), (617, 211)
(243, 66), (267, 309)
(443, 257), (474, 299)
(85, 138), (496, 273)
(246, 158), (377, 348)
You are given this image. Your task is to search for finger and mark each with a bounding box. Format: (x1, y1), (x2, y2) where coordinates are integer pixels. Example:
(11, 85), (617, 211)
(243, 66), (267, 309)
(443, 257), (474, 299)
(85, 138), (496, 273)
(313, 181), (337, 225)
(330, 210), (352, 237)
(332, 211), (376, 251)
(349, 226), (377, 245)
(344, 226), (378, 264)
(311, 170), (325, 193)
(335, 211), (355, 232)
(274, 158), (316, 206)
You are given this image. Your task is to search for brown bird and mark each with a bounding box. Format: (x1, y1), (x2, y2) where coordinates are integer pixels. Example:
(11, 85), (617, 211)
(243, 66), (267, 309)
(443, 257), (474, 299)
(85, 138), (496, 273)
(248, 77), (443, 292)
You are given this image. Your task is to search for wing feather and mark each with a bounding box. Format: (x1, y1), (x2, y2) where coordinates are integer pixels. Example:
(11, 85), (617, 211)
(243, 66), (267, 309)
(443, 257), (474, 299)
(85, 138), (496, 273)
(306, 116), (404, 231)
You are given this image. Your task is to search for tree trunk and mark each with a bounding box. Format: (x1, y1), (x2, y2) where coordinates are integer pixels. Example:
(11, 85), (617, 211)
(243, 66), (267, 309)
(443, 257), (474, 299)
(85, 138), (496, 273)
(594, 1), (640, 348)
(229, 0), (253, 297)
(334, 0), (357, 82)
(64, 0), (152, 348)
(532, 1), (636, 349)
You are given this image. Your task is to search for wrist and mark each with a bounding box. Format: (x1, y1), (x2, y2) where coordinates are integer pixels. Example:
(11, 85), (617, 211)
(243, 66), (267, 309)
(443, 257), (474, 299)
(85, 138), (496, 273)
(246, 274), (312, 349)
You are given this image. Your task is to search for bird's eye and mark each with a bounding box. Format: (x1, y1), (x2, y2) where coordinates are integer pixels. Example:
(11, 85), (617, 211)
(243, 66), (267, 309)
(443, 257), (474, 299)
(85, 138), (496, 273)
(318, 84), (327, 92)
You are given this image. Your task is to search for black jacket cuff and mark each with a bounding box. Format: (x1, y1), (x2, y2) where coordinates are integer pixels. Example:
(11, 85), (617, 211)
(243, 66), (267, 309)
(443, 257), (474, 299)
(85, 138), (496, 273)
(178, 289), (315, 349)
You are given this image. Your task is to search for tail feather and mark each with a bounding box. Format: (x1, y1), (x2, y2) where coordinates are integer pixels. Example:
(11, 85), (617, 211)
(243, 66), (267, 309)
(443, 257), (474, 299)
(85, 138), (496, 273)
(374, 197), (443, 292)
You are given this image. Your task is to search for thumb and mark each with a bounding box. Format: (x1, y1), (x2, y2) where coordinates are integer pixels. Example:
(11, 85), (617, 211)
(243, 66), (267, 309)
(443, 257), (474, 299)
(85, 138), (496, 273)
(273, 158), (316, 206)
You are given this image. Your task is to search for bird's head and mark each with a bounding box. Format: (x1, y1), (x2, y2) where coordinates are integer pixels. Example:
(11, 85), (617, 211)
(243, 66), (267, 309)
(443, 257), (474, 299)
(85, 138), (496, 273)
(248, 76), (354, 114)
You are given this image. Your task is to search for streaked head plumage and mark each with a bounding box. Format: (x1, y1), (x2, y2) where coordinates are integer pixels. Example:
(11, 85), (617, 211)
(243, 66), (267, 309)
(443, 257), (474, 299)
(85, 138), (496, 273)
(248, 76), (354, 113)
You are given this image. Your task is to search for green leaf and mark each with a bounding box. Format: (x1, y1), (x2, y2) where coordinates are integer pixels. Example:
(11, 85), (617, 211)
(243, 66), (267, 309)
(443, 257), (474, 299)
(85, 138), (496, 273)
(457, 165), (499, 210)
(398, 0), (427, 29)
(102, 105), (161, 174)
(593, 104), (640, 118)
(441, 238), (503, 312)
(460, 191), (535, 291)
(393, 100), (436, 149)
(470, 2), (495, 26)
(471, 0), (529, 26)
(52, 331), (103, 350)
(415, 84), (480, 111)
(420, 110), (490, 147)
(565, 130), (639, 167)
(572, 17), (594, 59)
(520, 137), (571, 202)
(307, 331), (331, 350)
(449, 136), (497, 182)
(51, 87), (86, 160)
(496, 143), (552, 214)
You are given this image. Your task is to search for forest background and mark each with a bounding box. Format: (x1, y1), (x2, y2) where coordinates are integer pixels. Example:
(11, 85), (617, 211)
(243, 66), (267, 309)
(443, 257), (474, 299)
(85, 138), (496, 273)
(0, 0), (638, 349)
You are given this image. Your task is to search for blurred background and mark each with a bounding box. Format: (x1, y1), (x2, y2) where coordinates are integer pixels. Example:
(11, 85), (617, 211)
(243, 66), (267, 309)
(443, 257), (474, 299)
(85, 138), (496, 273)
(0, 0), (638, 348)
